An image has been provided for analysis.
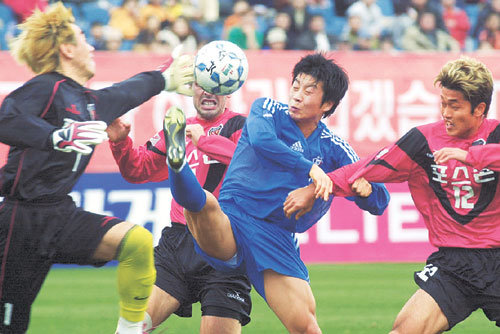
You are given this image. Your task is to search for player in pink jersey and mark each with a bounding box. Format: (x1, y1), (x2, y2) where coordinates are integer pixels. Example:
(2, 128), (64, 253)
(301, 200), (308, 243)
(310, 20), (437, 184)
(284, 56), (500, 332)
(107, 81), (251, 333)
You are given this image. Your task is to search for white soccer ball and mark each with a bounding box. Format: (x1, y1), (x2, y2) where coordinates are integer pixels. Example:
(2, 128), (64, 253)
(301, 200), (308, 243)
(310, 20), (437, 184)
(194, 40), (249, 95)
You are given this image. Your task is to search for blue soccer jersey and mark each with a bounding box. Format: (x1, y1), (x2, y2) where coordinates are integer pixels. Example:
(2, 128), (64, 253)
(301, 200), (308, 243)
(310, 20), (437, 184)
(219, 97), (389, 233)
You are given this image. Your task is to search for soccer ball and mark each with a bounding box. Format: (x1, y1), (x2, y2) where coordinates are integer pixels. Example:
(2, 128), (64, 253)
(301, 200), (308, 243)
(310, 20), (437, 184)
(194, 40), (249, 95)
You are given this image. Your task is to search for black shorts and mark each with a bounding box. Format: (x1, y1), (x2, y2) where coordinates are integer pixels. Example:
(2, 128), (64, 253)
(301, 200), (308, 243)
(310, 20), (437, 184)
(0, 196), (122, 333)
(154, 222), (252, 325)
(414, 247), (500, 330)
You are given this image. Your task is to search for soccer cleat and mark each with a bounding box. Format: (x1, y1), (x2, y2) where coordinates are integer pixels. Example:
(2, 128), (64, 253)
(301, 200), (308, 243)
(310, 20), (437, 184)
(163, 105), (186, 171)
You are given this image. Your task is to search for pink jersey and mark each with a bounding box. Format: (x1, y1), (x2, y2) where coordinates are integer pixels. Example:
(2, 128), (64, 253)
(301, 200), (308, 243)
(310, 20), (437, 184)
(110, 109), (245, 224)
(328, 119), (500, 248)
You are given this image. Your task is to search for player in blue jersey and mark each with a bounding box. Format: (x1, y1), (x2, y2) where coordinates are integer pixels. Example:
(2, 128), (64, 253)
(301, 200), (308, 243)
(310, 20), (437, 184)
(163, 53), (390, 332)
(0, 3), (193, 334)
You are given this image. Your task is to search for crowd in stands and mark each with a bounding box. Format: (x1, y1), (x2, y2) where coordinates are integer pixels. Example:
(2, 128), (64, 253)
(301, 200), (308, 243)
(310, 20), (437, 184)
(0, 0), (497, 53)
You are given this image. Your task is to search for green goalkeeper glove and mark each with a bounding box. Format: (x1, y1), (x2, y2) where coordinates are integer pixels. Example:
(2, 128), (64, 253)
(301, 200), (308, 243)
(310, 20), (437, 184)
(158, 47), (194, 96)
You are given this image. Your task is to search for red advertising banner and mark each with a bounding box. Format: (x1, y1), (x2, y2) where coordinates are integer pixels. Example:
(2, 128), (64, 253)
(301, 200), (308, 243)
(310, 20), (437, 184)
(1, 51), (499, 262)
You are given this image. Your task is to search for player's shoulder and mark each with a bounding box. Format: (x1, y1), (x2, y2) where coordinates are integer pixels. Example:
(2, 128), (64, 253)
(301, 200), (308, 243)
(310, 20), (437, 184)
(8, 73), (62, 98)
(414, 120), (445, 137)
(223, 108), (247, 121)
(483, 118), (500, 131)
(318, 123), (358, 160)
(318, 122), (346, 145)
(251, 97), (288, 116)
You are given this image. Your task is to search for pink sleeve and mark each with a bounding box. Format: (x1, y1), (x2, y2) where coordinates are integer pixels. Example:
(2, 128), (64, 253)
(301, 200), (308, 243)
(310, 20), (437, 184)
(196, 128), (242, 165)
(465, 144), (500, 171)
(109, 135), (169, 183)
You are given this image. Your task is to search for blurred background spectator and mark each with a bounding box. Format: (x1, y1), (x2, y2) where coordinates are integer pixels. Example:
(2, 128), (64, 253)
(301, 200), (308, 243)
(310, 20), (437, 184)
(139, 0), (170, 28)
(109, 0), (141, 49)
(157, 16), (199, 53)
(294, 14), (336, 50)
(227, 7), (264, 49)
(283, 0), (312, 41)
(134, 14), (163, 52)
(472, 0), (500, 40)
(441, 0), (470, 50)
(401, 10), (460, 51)
(265, 26), (288, 49)
(223, 0), (251, 38)
(0, 0), (492, 53)
(346, 0), (388, 40)
(478, 12), (500, 50)
(88, 22), (108, 50)
(340, 13), (382, 50)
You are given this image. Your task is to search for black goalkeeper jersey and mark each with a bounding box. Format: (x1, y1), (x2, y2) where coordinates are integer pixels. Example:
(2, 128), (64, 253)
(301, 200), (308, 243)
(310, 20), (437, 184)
(0, 70), (164, 201)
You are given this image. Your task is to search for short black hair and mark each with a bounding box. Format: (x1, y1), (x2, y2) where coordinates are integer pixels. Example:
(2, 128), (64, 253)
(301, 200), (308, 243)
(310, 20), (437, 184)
(292, 53), (349, 118)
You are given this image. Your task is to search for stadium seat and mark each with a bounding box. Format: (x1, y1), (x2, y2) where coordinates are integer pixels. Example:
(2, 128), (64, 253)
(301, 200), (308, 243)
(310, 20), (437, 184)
(327, 15), (347, 37)
(81, 2), (110, 25)
(63, 1), (82, 21)
(0, 3), (16, 50)
(377, 0), (394, 16)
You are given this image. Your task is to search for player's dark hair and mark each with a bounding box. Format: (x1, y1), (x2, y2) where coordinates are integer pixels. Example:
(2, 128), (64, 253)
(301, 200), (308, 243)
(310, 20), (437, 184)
(292, 53), (349, 118)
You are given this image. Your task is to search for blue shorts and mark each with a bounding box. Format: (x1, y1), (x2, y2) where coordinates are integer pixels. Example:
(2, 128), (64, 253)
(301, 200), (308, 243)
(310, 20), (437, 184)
(193, 199), (309, 300)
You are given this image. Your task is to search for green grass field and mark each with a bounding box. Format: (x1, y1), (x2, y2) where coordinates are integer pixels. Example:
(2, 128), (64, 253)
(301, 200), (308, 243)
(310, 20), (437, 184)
(29, 263), (498, 333)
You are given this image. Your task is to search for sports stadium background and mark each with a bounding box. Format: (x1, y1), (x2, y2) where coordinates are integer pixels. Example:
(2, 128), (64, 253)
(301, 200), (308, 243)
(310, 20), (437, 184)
(1, 50), (499, 263)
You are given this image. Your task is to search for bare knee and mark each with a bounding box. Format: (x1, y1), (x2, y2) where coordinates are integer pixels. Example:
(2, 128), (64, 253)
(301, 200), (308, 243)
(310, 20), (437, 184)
(290, 315), (321, 334)
(184, 192), (236, 261)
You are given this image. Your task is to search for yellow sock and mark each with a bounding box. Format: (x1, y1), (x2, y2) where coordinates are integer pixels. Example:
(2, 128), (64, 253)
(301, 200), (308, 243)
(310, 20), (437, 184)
(116, 225), (156, 322)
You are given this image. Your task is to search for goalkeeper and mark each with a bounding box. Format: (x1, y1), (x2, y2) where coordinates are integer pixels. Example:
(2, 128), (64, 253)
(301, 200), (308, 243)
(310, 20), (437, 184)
(0, 3), (193, 334)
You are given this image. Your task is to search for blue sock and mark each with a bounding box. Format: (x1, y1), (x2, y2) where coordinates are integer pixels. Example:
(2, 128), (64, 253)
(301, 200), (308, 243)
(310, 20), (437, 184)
(168, 164), (206, 212)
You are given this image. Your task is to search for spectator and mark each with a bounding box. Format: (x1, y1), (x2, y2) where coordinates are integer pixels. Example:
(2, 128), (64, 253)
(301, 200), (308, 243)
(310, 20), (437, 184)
(157, 16), (198, 53)
(163, 0), (184, 24)
(227, 8), (264, 49)
(266, 11), (294, 48)
(189, 0), (223, 43)
(379, 32), (397, 51)
(139, 0), (171, 28)
(223, 0), (251, 38)
(441, 0), (470, 49)
(409, 0), (447, 31)
(307, 0), (336, 35)
(134, 15), (163, 52)
(346, 0), (388, 39)
(283, 0), (313, 38)
(88, 22), (107, 51)
(401, 10), (460, 51)
(472, 0), (500, 39)
(104, 26), (124, 51)
(265, 26), (288, 49)
(334, 0), (357, 16)
(109, 0), (142, 42)
(391, 0), (418, 49)
(294, 14), (336, 50)
(340, 13), (378, 50)
(478, 12), (500, 49)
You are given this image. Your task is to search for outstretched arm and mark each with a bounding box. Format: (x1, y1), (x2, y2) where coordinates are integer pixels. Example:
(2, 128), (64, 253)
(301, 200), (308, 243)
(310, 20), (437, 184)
(107, 118), (168, 183)
(283, 176), (377, 219)
(187, 123), (242, 165)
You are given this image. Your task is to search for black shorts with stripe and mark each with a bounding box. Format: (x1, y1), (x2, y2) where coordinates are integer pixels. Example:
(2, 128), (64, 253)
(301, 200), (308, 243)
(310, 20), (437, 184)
(154, 222), (252, 325)
(0, 196), (122, 333)
(415, 247), (500, 329)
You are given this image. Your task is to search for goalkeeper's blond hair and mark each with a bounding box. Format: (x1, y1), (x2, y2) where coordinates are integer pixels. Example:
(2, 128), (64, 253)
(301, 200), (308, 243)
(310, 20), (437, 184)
(10, 2), (75, 74)
(434, 56), (493, 117)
